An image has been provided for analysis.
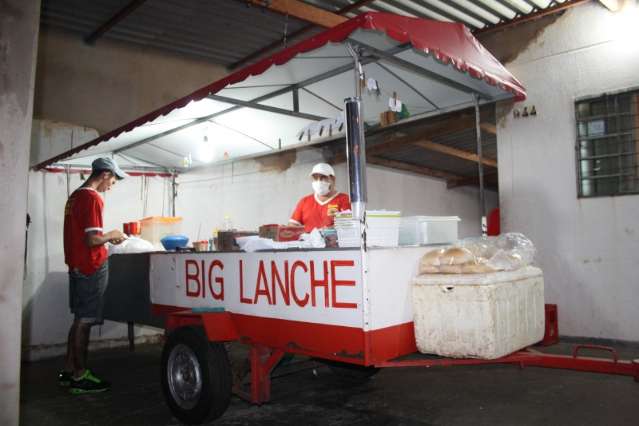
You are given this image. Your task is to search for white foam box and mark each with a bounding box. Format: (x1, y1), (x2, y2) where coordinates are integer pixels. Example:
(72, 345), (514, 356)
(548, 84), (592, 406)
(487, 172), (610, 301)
(412, 266), (545, 359)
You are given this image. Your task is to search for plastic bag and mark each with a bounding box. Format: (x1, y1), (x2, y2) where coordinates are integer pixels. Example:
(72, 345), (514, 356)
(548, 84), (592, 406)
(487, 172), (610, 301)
(419, 233), (536, 274)
(108, 237), (156, 255)
(237, 229), (326, 253)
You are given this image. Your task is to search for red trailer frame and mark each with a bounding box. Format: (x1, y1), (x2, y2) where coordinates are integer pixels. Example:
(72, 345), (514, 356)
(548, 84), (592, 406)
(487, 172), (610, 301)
(160, 306), (639, 408)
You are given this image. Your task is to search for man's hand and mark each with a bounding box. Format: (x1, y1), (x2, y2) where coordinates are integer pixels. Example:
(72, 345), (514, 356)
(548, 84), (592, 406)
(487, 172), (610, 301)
(105, 229), (127, 245)
(86, 229), (127, 247)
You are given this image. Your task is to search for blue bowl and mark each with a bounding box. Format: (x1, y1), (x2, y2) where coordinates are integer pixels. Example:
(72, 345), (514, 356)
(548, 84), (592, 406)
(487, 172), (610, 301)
(161, 235), (190, 250)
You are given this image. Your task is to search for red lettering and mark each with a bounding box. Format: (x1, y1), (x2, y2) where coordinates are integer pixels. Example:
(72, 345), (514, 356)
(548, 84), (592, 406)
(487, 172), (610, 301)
(290, 261), (309, 307)
(208, 260), (224, 300)
(239, 260), (253, 304)
(185, 260), (200, 297)
(201, 260), (206, 298)
(271, 261), (290, 305)
(310, 260), (329, 308)
(254, 261), (273, 304)
(331, 260), (357, 309)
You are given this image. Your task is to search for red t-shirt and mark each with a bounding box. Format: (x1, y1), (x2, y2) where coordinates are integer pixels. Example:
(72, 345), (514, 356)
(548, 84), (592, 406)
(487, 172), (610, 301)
(290, 193), (351, 232)
(63, 188), (107, 275)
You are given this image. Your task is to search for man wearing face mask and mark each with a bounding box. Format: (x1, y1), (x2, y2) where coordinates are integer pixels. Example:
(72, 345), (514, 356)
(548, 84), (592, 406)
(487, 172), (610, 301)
(289, 163), (351, 232)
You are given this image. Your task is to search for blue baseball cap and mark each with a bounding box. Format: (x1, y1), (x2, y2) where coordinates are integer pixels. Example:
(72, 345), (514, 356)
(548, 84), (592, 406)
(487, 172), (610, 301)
(91, 157), (128, 180)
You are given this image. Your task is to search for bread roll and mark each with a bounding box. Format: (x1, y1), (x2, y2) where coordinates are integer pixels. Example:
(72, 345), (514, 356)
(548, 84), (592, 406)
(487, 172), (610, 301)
(419, 265), (440, 274)
(420, 248), (446, 267)
(461, 263), (496, 274)
(440, 247), (474, 265)
(439, 264), (463, 274)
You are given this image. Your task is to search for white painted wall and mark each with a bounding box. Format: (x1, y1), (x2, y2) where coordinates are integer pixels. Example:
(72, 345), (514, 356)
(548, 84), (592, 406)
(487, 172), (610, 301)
(30, 119), (99, 167)
(497, 3), (639, 341)
(176, 148), (497, 243)
(23, 169), (172, 360)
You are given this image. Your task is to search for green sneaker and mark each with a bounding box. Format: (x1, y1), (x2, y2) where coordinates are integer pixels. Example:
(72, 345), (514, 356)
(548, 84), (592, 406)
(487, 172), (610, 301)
(58, 370), (72, 387)
(69, 370), (111, 394)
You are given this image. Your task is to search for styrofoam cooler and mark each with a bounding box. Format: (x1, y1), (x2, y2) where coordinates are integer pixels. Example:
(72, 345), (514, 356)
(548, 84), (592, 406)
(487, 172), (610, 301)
(399, 216), (460, 245)
(412, 266), (545, 359)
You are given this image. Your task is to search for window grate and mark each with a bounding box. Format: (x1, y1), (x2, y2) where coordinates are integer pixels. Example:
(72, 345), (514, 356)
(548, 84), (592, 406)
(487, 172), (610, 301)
(575, 89), (639, 198)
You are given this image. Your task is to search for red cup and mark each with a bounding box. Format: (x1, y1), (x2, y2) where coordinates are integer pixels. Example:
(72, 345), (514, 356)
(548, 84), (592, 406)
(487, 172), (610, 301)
(123, 223), (131, 235)
(129, 221), (141, 235)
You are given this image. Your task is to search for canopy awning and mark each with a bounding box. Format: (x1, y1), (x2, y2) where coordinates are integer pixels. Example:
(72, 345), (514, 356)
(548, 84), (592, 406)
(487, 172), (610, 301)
(34, 12), (525, 172)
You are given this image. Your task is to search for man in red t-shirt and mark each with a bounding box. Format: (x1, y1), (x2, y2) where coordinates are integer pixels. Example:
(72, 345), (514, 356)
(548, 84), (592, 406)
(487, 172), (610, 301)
(289, 163), (351, 232)
(60, 157), (127, 394)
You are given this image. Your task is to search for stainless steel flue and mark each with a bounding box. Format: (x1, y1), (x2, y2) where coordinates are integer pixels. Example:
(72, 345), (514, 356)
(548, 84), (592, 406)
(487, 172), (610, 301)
(344, 97), (367, 221)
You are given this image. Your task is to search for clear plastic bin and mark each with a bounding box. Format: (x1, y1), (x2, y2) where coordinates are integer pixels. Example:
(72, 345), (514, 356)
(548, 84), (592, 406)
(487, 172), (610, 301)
(399, 216), (460, 245)
(139, 216), (183, 248)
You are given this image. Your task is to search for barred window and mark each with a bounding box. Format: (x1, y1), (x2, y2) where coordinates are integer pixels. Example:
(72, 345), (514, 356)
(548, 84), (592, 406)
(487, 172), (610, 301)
(576, 89), (639, 197)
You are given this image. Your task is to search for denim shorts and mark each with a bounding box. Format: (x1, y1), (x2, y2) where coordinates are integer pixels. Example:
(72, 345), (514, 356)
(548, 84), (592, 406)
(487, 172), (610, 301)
(69, 261), (109, 325)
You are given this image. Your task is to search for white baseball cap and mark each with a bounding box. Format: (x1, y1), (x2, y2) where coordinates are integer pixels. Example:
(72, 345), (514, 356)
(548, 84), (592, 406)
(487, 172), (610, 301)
(310, 163), (335, 177)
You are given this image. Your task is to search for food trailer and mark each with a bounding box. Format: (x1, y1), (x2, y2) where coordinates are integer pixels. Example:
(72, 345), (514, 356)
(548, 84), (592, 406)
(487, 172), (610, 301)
(35, 12), (639, 425)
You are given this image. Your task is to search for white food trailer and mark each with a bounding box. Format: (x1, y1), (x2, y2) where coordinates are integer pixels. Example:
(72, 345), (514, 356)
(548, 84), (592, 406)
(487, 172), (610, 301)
(36, 13), (639, 424)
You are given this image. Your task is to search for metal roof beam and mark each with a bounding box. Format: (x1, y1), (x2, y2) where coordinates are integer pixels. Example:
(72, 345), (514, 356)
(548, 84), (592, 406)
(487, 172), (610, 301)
(84, 0), (147, 44)
(350, 40), (492, 98)
(207, 94), (327, 121)
(301, 88), (343, 112)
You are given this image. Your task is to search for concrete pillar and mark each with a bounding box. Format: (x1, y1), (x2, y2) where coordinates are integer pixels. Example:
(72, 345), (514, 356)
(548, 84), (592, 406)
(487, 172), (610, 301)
(0, 1), (41, 425)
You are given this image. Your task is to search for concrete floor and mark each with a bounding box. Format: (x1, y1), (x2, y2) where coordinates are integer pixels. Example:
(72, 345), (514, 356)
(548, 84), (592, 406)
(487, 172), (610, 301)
(20, 342), (639, 426)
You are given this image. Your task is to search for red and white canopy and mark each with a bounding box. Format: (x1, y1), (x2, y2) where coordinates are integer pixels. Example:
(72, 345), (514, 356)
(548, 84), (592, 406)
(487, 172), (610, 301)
(35, 12), (525, 172)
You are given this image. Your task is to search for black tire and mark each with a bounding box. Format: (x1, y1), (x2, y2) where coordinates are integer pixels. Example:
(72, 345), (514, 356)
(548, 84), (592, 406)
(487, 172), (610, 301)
(161, 327), (232, 424)
(325, 360), (380, 382)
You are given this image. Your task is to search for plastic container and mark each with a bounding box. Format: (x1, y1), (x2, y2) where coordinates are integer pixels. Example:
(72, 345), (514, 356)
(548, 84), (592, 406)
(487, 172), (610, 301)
(367, 210), (401, 247)
(140, 217), (183, 248)
(399, 216), (460, 246)
(412, 266), (545, 359)
(335, 211), (401, 247)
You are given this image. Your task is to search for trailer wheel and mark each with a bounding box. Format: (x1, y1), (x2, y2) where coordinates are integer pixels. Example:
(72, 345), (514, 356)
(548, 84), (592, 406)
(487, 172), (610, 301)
(161, 327), (232, 424)
(326, 361), (380, 382)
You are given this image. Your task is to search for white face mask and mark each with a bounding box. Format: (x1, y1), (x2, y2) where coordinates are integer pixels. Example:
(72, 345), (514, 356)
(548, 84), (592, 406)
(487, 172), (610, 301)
(312, 180), (331, 196)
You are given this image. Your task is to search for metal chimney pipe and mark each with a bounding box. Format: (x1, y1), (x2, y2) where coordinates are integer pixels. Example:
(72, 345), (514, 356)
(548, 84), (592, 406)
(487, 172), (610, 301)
(345, 97), (367, 221)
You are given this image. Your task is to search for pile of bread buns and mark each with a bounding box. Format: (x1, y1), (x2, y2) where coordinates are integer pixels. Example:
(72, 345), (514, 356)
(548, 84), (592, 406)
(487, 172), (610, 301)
(419, 246), (497, 274)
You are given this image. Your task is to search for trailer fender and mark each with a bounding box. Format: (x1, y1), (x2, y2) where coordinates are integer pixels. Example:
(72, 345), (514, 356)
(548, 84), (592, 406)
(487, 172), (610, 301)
(165, 310), (239, 342)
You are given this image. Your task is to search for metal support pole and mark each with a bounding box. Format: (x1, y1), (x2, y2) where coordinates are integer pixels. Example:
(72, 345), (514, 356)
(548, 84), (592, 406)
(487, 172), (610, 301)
(474, 95), (487, 235)
(171, 173), (177, 217)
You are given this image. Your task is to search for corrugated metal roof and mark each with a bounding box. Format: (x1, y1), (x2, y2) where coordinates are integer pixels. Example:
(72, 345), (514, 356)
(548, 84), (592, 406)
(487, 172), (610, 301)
(41, 0), (572, 66)
(40, 0), (309, 64)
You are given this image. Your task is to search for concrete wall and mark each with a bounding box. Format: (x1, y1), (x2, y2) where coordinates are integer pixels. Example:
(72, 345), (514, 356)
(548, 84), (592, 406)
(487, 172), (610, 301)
(23, 169), (172, 360)
(176, 148), (497, 241)
(0, 1), (41, 424)
(497, 2), (639, 341)
(34, 27), (227, 134)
